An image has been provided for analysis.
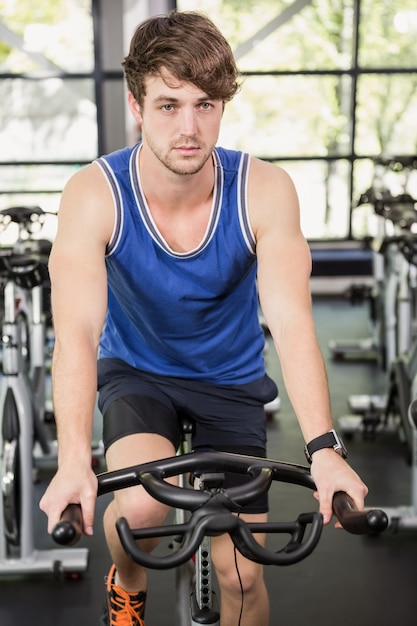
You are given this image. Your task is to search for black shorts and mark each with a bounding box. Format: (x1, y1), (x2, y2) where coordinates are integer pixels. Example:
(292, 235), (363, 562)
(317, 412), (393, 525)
(97, 358), (278, 513)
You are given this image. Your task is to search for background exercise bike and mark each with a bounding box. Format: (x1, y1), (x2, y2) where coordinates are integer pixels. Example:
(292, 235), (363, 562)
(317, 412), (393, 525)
(331, 158), (417, 531)
(0, 205), (92, 576)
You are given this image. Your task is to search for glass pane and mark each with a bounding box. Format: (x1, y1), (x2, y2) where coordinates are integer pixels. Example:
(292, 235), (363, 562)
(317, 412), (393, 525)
(359, 0), (417, 68)
(220, 75), (352, 158)
(355, 74), (417, 156)
(352, 158), (417, 239)
(0, 0), (94, 74)
(351, 159), (380, 239)
(0, 77), (97, 161)
(0, 165), (77, 241)
(274, 159), (351, 239)
(0, 164), (78, 193)
(177, 0), (355, 71)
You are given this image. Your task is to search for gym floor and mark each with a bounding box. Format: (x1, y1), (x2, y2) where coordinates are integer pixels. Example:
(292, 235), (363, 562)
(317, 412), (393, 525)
(1, 295), (417, 626)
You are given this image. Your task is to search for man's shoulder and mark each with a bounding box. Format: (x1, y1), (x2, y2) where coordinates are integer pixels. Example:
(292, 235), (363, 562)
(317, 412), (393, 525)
(248, 155), (294, 187)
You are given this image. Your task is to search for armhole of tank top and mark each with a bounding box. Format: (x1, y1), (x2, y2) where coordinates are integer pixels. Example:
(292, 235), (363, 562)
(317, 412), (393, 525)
(95, 158), (123, 257)
(238, 153), (256, 255)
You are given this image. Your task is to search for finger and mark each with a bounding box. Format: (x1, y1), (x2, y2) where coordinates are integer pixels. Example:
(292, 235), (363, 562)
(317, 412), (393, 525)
(318, 493), (334, 525)
(47, 505), (70, 534)
(312, 489), (334, 525)
(345, 483), (368, 513)
(39, 494), (59, 533)
(80, 494), (96, 536)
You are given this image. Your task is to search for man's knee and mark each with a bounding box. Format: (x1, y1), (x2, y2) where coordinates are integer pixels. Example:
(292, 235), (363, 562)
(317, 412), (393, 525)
(212, 516), (267, 597)
(216, 556), (264, 596)
(106, 486), (169, 531)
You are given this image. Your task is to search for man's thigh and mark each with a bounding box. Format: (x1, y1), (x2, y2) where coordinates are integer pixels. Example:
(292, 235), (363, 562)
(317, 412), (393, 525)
(105, 431), (177, 522)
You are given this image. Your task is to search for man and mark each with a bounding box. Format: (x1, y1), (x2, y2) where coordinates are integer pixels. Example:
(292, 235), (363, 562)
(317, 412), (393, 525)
(40, 10), (368, 626)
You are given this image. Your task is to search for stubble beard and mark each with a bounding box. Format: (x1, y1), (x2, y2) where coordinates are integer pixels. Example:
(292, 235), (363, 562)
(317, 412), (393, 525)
(146, 136), (214, 177)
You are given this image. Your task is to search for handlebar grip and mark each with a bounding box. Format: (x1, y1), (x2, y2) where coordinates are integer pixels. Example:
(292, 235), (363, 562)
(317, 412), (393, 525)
(52, 504), (83, 546)
(333, 492), (388, 534)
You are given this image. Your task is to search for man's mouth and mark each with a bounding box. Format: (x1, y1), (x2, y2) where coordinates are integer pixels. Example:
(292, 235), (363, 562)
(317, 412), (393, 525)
(174, 145), (200, 155)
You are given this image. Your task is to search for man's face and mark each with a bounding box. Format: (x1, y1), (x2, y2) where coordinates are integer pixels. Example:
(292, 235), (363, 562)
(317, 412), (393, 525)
(135, 68), (224, 176)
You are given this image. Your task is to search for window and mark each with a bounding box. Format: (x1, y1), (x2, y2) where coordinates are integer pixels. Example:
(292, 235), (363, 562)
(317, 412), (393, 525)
(177, 0), (417, 240)
(2, 0), (416, 241)
(0, 0), (95, 224)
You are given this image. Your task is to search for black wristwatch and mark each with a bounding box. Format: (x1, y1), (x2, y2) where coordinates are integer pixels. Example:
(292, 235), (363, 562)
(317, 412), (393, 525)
(304, 429), (347, 464)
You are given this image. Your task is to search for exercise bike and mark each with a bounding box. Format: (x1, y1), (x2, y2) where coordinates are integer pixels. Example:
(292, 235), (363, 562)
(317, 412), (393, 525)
(0, 206), (89, 576)
(362, 236), (417, 531)
(53, 420), (388, 625)
(369, 396), (417, 531)
(330, 156), (417, 369)
(337, 158), (417, 443)
(328, 160), (394, 363)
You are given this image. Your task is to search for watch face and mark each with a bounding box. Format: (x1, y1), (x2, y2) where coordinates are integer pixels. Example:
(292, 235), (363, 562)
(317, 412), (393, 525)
(333, 431), (347, 457)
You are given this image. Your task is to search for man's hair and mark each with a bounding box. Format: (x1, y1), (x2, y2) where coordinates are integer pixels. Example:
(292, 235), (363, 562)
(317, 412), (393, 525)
(122, 11), (241, 107)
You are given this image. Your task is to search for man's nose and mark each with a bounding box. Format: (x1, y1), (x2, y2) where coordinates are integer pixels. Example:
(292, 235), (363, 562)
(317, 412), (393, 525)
(179, 108), (198, 136)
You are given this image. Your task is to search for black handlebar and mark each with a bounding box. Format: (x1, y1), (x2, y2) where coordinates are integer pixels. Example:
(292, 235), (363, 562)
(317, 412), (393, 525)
(332, 491), (387, 535)
(0, 206), (49, 229)
(52, 503), (84, 547)
(52, 451), (388, 567)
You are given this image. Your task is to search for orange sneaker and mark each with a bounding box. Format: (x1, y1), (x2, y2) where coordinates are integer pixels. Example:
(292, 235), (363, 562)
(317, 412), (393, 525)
(99, 564), (146, 626)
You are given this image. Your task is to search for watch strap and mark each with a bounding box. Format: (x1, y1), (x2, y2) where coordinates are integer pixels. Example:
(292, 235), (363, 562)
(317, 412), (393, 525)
(304, 429), (347, 464)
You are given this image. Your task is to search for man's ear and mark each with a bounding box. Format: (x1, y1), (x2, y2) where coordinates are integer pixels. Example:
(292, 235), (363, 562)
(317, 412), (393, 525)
(127, 92), (143, 125)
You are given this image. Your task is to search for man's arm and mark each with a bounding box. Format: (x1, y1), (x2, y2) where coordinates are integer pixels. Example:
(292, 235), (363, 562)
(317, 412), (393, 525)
(40, 163), (114, 535)
(249, 157), (368, 524)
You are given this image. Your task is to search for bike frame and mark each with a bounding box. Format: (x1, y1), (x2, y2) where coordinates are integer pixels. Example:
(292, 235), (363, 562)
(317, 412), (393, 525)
(175, 420), (220, 625)
(0, 206), (89, 575)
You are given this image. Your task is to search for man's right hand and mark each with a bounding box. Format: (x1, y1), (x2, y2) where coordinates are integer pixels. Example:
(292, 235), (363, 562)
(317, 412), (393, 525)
(39, 465), (98, 536)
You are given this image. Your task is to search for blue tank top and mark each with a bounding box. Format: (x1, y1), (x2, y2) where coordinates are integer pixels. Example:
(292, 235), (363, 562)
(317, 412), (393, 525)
(96, 143), (265, 385)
